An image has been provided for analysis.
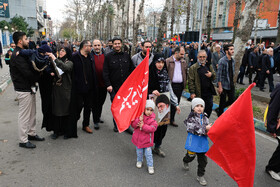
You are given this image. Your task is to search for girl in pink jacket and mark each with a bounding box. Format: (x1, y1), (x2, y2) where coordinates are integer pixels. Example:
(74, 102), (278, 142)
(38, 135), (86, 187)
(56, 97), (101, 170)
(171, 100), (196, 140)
(131, 100), (158, 174)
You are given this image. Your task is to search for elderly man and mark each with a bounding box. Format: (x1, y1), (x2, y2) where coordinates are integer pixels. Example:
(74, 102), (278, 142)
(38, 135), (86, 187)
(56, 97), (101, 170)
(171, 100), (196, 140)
(260, 47), (275, 92)
(131, 41), (154, 67)
(166, 47), (188, 126)
(188, 50), (216, 117)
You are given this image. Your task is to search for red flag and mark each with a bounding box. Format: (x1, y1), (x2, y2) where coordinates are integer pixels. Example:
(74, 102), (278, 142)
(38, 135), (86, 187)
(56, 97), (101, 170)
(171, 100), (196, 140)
(206, 83), (256, 187)
(178, 34), (181, 42)
(111, 50), (149, 133)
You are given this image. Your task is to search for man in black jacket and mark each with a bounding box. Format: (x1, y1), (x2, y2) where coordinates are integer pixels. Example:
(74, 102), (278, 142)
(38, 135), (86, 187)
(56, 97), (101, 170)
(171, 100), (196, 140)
(265, 83), (280, 181)
(72, 40), (98, 134)
(103, 37), (134, 133)
(10, 32), (45, 149)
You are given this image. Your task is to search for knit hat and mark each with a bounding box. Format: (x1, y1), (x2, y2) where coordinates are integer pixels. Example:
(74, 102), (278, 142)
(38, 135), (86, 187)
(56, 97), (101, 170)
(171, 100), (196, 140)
(38, 44), (52, 53)
(155, 94), (170, 106)
(145, 100), (155, 110)
(191, 98), (205, 109)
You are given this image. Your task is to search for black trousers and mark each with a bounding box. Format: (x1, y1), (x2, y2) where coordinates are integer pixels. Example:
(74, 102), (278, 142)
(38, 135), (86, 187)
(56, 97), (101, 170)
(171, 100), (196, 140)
(170, 83), (184, 123)
(76, 90), (94, 127)
(201, 94), (213, 118)
(266, 138), (280, 173)
(248, 67), (255, 83)
(218, 88), (235, 117)
(253, 70), (261, 86)
(53, 115), (69, 135)
(92, 86), (107, 123)
(260, 72), (274, 92)
(154, 125), (168, 148)
(183, 151), (208, 177)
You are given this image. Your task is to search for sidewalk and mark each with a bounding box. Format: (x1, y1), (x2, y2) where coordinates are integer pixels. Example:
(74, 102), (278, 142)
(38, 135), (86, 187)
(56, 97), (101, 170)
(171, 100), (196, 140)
(235, 73), (280, 103)
(0, 57), (11, 93)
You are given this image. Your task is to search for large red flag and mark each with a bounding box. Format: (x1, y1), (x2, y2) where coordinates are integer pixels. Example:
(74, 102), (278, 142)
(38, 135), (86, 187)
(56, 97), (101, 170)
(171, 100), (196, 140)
(206, 83), (256, 187)
(111, 50), (149, 133)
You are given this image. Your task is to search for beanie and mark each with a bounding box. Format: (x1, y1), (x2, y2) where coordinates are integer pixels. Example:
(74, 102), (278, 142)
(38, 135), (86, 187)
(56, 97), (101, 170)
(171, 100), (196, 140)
(191, 98), (205, 109)
(155, 94), (170, 106)
(38, 44), (52, 53)
(145, 100), (155, 110)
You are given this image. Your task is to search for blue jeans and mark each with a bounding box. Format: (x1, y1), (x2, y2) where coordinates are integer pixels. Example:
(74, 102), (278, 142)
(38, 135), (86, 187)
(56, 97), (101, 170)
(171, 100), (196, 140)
(136, 147), (153, 167)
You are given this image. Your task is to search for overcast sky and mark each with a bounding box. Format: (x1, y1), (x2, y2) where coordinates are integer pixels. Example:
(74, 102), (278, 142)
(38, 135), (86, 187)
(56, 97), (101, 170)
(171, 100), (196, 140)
(46, 0), (164, 24)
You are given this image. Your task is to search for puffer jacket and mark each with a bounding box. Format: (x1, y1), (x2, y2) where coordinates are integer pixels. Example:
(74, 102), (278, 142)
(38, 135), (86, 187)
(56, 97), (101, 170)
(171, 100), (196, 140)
(131, 113), (158, 149)
(184, 111), (209, 136)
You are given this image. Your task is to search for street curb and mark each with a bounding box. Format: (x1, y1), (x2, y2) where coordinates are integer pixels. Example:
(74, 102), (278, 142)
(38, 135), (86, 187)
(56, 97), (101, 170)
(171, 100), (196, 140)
(0, 78), (12, 94)
(182, 91), (268, 134)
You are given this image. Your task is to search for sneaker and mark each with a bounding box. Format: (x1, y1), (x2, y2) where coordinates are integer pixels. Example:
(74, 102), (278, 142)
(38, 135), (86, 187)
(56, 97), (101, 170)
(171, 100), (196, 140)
(197, 176), (207, 186)
(136, 161), (142, 168)
(183, 162), (189, 171)
(266, 170), (280, 181)
(153, 148), (166, 157)
(148, 166), (154, 175)
(94, 123), (100, 130)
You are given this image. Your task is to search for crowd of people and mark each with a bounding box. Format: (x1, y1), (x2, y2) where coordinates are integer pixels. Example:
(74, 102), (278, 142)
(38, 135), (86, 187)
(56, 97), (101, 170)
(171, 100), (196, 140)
(7, 31), (280, 185)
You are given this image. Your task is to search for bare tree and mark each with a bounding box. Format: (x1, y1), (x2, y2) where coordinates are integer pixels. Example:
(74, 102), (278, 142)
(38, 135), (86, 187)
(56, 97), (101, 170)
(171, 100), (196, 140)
(156, 0), (170, 53)
(233, 0), (261, 83)
(232, 0), (242, 43)
(132, 0), (145, 56)
(206, 0), (213, 42)
(185, 0), (191, 32)
(170, 0), (175, 37)
(132, 0), (136, 40)
(126, 0), (130, 39)
(276, 9), (280, 44)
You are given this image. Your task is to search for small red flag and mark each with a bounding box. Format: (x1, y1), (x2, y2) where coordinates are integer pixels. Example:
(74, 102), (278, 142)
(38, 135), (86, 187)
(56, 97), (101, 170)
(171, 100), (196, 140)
(206, 83), (256, 187)
(178, 34), (181, 42)
(111, 49), (150, 133)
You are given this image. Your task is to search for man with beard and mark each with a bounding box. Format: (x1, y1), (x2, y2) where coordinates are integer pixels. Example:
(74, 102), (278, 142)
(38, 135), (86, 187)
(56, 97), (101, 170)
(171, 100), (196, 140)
(10, 32), (44, 149)
(104, 39), (113, 55)
(188, 50), (216, 118)
(216, 44), (235, 117)
(72, 40), (98, 134)
(91, 39), (107, 130)
(166, 47), (188, 126)
(103, 37), (134, 134)
(131, 41), (154, 67)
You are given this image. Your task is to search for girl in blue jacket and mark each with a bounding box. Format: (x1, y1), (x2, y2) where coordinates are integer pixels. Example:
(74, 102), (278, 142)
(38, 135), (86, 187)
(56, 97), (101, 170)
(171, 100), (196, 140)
(183, 98), (212, 186)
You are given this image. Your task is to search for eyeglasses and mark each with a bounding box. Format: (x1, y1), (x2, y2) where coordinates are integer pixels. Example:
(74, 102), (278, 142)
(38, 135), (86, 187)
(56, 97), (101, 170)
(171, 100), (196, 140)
(11, 45), (16, 48)
(198, 56), (206, 58)
(157, 57), (165, 62)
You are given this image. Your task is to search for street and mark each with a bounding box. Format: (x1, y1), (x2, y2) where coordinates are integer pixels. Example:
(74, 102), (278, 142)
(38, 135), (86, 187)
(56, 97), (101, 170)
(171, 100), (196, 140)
(0, 83), (279, 187)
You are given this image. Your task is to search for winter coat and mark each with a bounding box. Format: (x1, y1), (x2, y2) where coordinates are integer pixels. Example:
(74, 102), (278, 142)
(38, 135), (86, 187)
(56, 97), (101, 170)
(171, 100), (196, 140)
(267, 83), (280, 135)
(217, 55), (235, 90)
(131, 113), (158, 149)
(212, 51), (224, 72)
(131, 52), (154, 67)
(188, 62), (216, 97)
(184, 111), (209, 136)
(184, 111), (209, 153)
(10, 46), (40, 92)
(52, 59), (73, 116)
(103, 51), (134, 92)
(165, 56), (188, 88)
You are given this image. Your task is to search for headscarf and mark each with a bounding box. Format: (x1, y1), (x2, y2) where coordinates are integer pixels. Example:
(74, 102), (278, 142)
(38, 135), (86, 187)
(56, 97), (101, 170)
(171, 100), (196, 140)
(58, 47), (72, 62)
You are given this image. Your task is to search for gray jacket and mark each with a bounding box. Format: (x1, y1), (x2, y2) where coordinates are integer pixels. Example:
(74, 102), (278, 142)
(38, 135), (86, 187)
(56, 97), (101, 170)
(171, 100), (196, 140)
(217, 56), (235, 90)
(131, 52), (154, 67)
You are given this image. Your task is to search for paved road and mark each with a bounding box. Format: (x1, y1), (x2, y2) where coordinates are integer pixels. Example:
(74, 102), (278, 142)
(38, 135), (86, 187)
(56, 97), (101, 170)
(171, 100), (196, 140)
(0, 83), (279, 187)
